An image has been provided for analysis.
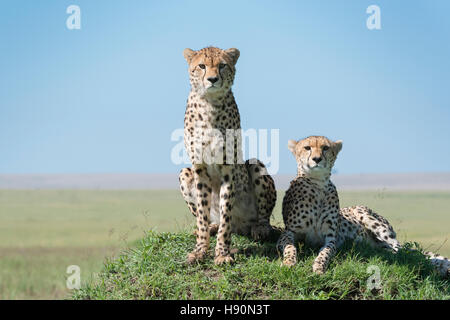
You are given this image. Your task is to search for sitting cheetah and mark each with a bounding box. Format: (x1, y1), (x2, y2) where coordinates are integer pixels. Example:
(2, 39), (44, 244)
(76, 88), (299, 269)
(277, 136), (449, 277)
(179, 47), (277, 265)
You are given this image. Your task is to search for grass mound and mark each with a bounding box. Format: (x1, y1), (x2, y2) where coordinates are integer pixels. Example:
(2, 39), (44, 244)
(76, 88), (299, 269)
(73, 231), (449, 300)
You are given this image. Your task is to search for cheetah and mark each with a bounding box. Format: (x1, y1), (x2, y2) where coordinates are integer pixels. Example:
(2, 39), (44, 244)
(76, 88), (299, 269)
(178, 47), (277, 265)
(277, 135), (449, 277)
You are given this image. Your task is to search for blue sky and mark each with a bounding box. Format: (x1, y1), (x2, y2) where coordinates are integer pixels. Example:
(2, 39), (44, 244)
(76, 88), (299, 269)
(1, 0), (449, 175)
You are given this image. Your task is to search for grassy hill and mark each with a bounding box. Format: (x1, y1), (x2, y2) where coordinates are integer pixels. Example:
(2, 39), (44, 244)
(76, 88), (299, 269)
(72, 231), (449, 300)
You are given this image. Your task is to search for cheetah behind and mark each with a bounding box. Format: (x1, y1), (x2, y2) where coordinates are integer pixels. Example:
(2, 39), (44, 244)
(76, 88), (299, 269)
(277, 136), (449, 277)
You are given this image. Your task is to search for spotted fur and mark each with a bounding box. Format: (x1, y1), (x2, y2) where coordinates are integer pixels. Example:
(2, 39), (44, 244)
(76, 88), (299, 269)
(278, 136), (450, 277)
(179, 47), (277, 265)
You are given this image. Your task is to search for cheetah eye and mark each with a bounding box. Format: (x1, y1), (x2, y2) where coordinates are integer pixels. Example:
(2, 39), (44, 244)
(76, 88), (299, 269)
(323, 146), (330, 151)
(198, 64), (206, 69)
(304, 146), (311, 151)
(219, 63), (227, 69)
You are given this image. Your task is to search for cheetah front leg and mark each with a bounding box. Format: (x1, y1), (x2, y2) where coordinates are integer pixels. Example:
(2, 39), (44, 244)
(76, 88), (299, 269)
(214, 166), (235, 265)
(186, 165), (213, 264)
(277, 230), (297, 267)
(312, 236), (337, 274)
(313, 204), (340, 274)
(179, 167), (219, 236)
(179, 168), (198, 218)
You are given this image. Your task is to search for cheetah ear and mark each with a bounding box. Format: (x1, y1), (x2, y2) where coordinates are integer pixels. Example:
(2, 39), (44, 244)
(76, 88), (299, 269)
(183, 48), (196, 63)
(288, 139), (297, 154)
(225, 48), (240, 65)
(334, 140), (343, 153)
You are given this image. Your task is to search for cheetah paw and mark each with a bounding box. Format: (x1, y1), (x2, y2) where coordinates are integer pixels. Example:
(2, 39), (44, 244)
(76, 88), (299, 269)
(186, 250), (207, 264)
(312, 263), (326, 275)
(214, 255), (234, 265)
(281, 259), (297, 267)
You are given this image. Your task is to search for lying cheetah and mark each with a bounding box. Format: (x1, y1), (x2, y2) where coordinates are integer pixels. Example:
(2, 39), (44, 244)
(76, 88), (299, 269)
(277, 135), (449, 277)
(179, 47), (277, 265)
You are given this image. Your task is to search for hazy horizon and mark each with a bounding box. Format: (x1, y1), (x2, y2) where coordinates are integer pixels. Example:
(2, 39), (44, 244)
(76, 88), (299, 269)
(2, 172), (450, 191)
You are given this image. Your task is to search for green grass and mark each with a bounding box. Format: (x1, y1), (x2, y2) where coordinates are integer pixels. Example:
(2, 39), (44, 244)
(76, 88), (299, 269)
(0, 189), (191, 300)
(72, 231), (449, 300)
(0, 189), (449, 299)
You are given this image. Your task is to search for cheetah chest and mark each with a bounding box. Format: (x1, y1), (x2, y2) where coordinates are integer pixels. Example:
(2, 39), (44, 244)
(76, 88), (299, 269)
(292, 191), (336, 248)
(185, 102), (240, 165)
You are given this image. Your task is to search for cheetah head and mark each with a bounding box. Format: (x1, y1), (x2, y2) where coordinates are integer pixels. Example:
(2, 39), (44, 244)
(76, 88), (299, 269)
(183, 46), (240, 99)
(288, 136), (343, 179)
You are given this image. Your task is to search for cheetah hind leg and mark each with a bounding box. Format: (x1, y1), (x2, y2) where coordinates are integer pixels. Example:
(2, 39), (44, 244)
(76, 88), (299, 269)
(344, 206), (449, 278)
(178, 168), (219, 236)
(341, 206), (402, 252)
(246, 159), (277, 241)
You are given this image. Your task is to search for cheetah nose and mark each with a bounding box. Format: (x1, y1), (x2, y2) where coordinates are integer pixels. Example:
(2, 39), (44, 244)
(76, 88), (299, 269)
(207, 77), (219, 84)
(312, 157), (322, 164)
